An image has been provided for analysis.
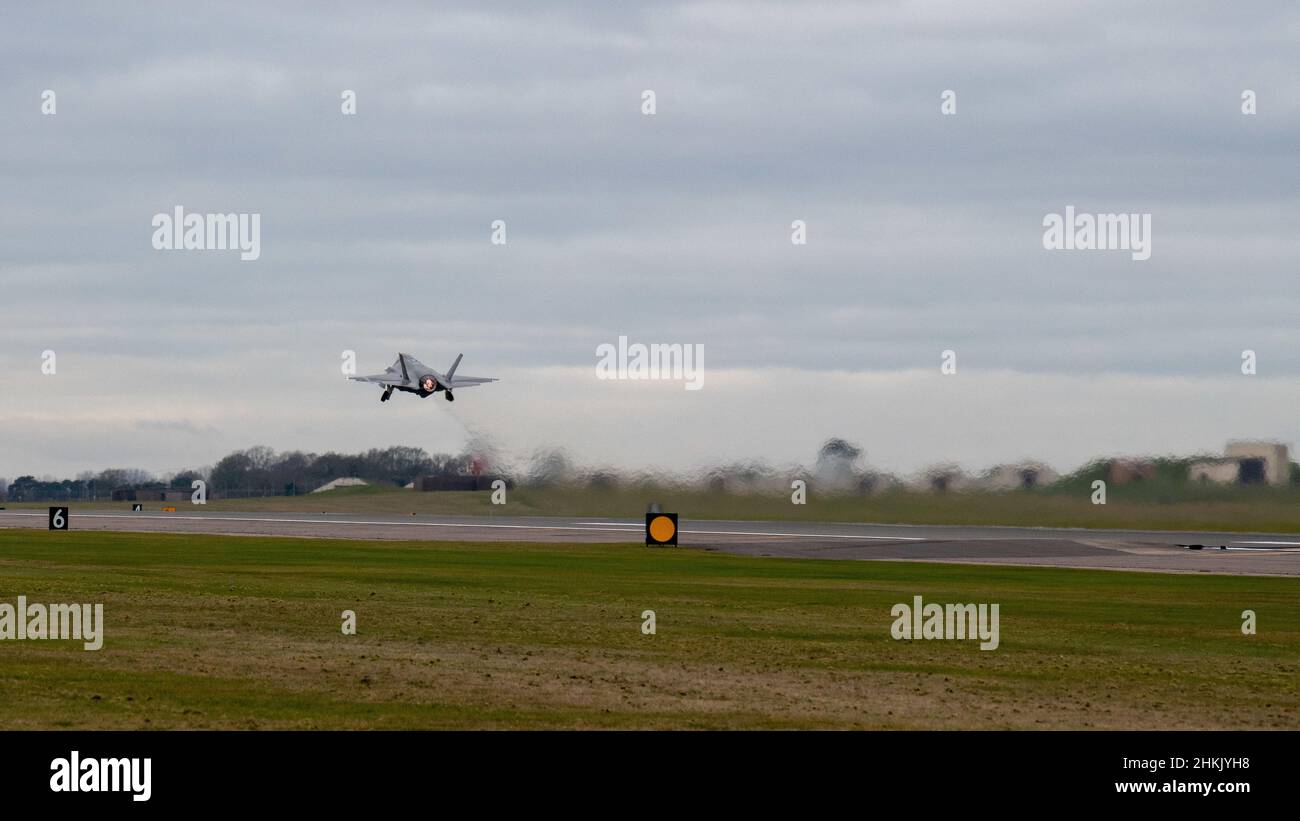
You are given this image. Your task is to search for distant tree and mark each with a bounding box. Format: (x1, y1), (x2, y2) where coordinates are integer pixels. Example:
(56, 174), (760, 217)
(245, 446), (275, 468)
(270, 451), (314, 490)
(8, 476), (34, 501)
(210, 451), (255, 493)
(6, 446), (469, 499)
(7, 475), (76, 502)
(120, 468), (154, 486)
(95, 468), (129, 489)
(363, 446), (436, 485)
(170, 470), (203, 488)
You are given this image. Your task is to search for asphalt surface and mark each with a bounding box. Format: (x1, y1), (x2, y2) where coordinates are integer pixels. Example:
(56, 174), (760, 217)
(3, 509), (1300, 575)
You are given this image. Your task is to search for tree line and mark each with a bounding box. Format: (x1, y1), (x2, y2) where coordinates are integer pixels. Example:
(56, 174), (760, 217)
(2, 446), (473, 501)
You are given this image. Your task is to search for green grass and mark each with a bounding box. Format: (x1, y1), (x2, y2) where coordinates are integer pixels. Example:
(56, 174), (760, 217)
(12, 481), (1300, 533)
(0, 529), (1296, 729)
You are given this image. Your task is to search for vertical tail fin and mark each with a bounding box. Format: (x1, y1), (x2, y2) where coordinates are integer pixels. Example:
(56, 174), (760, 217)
(446, 353), (463, 382)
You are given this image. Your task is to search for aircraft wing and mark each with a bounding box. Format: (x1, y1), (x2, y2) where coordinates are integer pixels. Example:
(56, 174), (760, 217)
(348, 354), (411, 386)
(350, 372), (403, 384)
(439, 352), (497, 389)
(447, 375), (498, 389)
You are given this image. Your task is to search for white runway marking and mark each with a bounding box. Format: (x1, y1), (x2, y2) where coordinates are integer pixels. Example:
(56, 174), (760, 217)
(0, 512), (924, 541)
(680, 527), (921, 541)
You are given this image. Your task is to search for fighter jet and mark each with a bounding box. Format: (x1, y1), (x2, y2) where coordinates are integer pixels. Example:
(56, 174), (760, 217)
(351, 353), (497, 402)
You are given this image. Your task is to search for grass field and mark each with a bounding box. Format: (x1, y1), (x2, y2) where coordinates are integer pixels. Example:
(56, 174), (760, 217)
(0, 529), (1296, 729)
(12, 481), (1300, 533)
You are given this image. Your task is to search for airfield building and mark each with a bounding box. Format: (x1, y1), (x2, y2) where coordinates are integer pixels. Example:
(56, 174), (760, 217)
(983, 462), (1060, 490)
(1189, 441), (1290, 486)
(1106, 459), (1157, 485)
(112, 488), (197, 502)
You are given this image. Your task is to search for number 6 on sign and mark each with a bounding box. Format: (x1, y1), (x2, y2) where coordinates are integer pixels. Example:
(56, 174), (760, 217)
(49, 507), (68, 530)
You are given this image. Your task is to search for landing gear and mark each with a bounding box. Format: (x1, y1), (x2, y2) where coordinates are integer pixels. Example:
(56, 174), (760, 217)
(444, 391), (455, 402)
(381, 387), (393, 402)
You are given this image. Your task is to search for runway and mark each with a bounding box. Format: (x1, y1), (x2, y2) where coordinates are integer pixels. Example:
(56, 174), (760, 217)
(3, 509), (1300, 575)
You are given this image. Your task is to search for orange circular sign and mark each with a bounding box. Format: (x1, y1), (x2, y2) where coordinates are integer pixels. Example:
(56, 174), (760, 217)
(648, 515), (676, 543)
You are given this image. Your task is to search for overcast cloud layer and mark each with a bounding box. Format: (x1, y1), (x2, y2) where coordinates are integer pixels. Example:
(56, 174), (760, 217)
(2, 1), (1298, 479)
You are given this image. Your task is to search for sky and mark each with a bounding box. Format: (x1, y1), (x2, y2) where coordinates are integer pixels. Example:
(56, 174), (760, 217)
(2, 1), (1299, 481)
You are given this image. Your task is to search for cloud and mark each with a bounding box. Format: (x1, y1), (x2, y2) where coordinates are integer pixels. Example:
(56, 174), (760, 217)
(2, 1), (1297, 476)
